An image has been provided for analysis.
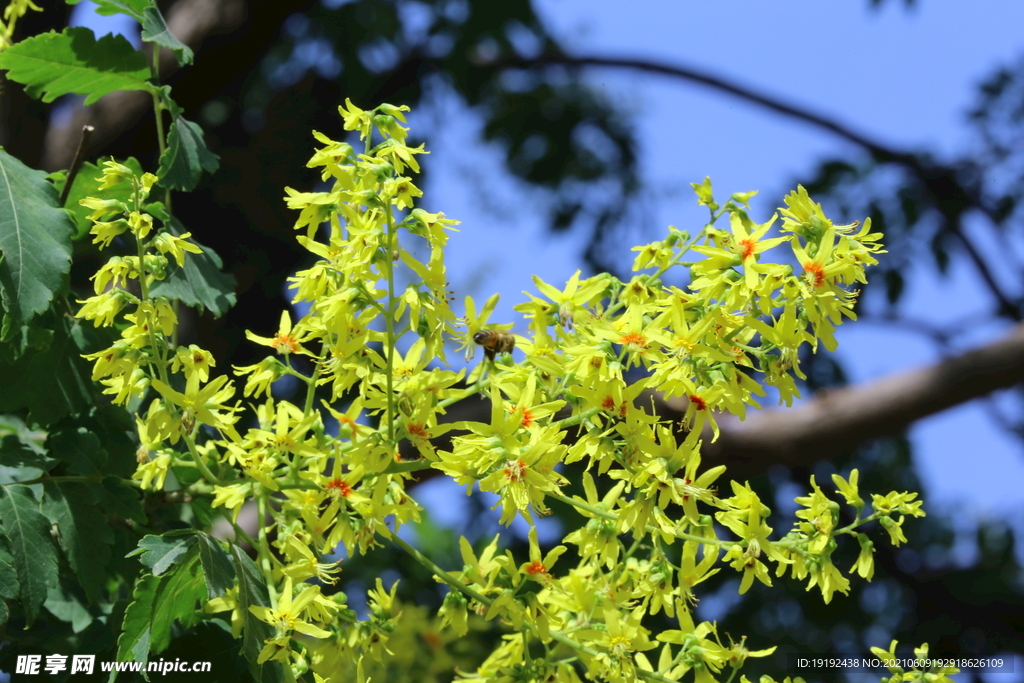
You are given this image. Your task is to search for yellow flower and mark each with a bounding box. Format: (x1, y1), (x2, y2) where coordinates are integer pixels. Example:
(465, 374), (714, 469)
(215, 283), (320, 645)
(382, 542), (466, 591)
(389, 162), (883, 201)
(246, 310), (313, 356)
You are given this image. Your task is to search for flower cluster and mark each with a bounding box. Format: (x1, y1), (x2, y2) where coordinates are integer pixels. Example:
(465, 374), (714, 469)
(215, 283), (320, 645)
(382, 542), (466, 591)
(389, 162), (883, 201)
(76, 102), (923, 683)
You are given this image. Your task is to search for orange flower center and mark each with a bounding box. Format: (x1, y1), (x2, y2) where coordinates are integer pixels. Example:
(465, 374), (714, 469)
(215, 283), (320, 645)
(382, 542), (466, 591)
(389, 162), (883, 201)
(803, 261), (826, 287)
(325, 477), (352, 498)
(689, 395), (707, 411)
(504, 459), (528, 482)
(525, 560), (547, 575)
(738, 238), (756, 260)
(619, 332), (648, 349)
(272, 334), (301, 354)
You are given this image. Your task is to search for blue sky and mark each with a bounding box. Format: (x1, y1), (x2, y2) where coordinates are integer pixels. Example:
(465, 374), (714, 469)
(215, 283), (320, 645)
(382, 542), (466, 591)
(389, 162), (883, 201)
(68, 1), (1024, 541)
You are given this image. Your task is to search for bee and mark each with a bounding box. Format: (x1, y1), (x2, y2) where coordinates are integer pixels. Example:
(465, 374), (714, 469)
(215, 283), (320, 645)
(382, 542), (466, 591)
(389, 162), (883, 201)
(473, 329), (515, 362)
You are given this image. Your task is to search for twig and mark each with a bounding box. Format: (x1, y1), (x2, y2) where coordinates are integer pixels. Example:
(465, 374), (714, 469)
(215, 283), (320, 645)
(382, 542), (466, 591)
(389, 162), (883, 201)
(58, 125), (94, 207)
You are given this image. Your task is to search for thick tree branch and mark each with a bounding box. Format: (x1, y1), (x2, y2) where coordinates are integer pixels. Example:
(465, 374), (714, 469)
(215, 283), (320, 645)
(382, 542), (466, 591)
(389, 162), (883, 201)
(702, 321), (1024, 477)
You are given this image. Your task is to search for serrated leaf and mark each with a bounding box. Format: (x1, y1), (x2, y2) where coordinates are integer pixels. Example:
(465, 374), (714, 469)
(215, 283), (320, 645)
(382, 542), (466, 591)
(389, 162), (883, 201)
(45, 581), (95, 633)
(0, 304), (99, 427)
(232, 545), (285, 683)
(46, 426), (108, 476)
(100, 476), (148, 524)
(150, 218), (236, 317)
(141, 6), (193, 66)
(51, 157), (144, 239)
(116, 573), (158, 667)
(0, 542), (19, 600)
(0, 147), (75, 341)
(0, 485), (59, 626)
(0, 27), (151, 105)
(195, 532), (234, 599)
(42, 481), (113, 602)
(151, 554), (205, 653)
(157, 115), (219, 191)
(116, 555), (206, 665)
(128, 531), (196, 576)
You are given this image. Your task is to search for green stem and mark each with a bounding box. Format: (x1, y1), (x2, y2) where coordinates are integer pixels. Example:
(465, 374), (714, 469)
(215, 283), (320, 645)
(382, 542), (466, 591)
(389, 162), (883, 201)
(383, 203), (399, 444)
(547, 491), (733, 547)
(388, 531), (491, 606)
(256, 493), (278, 604)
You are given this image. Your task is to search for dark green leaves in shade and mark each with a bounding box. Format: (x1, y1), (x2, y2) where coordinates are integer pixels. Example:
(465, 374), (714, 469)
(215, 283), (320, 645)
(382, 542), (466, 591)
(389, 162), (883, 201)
(0, 485), (59, 627)
(46, 426), (107, 476)
(42, 481), (114, 603)
(44, 582), (95, 633)
(0, 433), (56, 471)
(0, 27), (151, 105)
(0, 147), (75, 341)
(157, 114), (220, 191)
(68, 0), (194, 66)
(101, 476), (148, 525)
(196, 532), (235, 599)
(117, 554), (206, 665)
(232, 545), (285, 683)
(150, 218), (236, 317)
(0, 543), (20, 626)
(0, 306), (99, 427)
(128, 531), (197, 576)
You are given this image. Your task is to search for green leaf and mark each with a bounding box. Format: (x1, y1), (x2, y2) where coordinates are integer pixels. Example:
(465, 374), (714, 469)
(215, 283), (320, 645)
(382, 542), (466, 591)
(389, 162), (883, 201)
(116, 572), (157, 667)
(46, 426), (108, 476)
(42, 481), (114, 603)
(44, 580), (95, 633)
(128, 531), (196, 576)
(151, 553), (205, 653)
(195, 532), (234, 599)
(100, 476), (148, 525)
(50, 157), (144, 239)
(69, 0), (150, 17)
(0, 542), (19, 600)
(232, 545), (285, 683)
(0, 304), (100, 427)
(157, 115), (219, 191)
(0, 485), (59, 626)
(117, 554), (206, 664)
(0, 433), (56, 471)
(0, 147), (75, 341)
(141, 6), (193, 66)
(0, 27), (151, 105)
(150, 218), (236, 317)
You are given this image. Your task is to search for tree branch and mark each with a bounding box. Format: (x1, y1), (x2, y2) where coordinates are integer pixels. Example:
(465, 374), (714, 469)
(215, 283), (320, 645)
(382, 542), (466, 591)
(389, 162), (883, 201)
(701, 321), (1024, 477)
